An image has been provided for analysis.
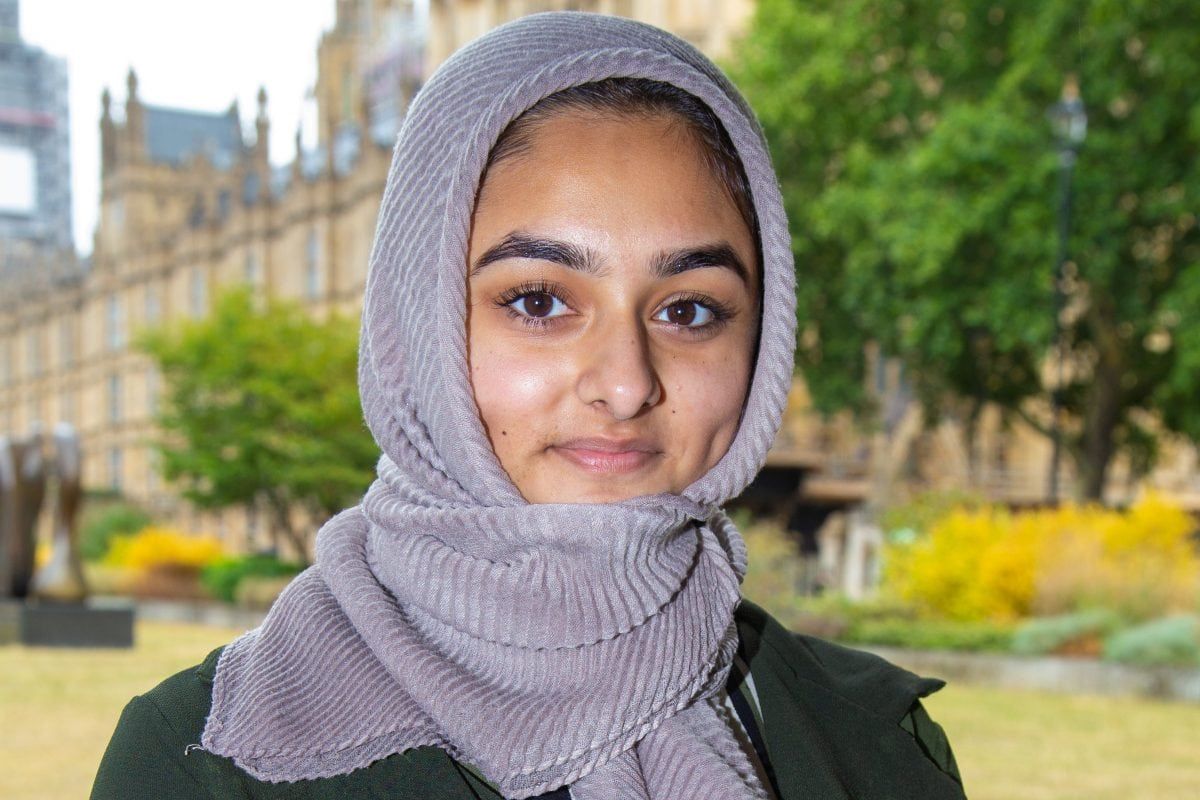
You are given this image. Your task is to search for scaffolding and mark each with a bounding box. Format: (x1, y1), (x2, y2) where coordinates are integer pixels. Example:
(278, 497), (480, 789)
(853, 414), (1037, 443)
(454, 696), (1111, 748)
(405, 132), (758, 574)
(0, 0), (73, 273)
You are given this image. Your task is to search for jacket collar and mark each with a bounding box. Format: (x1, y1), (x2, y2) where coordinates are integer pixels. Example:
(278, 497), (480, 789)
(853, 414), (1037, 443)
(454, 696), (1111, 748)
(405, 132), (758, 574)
(735, 600), (966, 800)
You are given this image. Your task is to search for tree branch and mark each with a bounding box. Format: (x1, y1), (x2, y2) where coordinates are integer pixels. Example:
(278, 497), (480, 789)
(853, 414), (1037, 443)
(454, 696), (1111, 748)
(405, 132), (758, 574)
(1014, 403), (1054, 441)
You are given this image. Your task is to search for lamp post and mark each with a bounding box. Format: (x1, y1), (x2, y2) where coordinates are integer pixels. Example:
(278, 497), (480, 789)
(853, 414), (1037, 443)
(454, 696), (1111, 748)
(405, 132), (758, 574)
(1046, 75), (1087, 504)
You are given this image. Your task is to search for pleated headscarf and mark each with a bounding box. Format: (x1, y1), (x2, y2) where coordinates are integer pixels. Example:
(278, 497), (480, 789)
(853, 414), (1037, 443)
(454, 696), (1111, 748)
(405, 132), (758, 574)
(201, 11), (796, 799)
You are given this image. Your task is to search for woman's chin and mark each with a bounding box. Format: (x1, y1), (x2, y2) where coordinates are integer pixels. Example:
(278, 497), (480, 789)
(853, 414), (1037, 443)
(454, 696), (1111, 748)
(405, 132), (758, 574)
(521, 474), (677, 505)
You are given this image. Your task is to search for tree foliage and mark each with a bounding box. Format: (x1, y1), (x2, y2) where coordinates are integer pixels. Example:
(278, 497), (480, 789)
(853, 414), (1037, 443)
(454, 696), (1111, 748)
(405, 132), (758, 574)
(140, 288), (378, 561)
(730, 0), (1200, 498)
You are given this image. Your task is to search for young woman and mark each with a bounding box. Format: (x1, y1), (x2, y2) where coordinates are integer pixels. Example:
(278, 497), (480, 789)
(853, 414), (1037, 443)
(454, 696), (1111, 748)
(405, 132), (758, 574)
(93, 12), (966, 800)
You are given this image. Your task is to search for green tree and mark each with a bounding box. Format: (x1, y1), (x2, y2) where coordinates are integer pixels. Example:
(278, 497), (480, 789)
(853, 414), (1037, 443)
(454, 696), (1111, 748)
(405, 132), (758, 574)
(731, 0), (1200, 498)
(140, 287), (378, 561)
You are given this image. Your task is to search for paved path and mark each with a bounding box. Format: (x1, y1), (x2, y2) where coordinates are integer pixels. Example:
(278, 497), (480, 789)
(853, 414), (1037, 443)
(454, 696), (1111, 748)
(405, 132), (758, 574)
(864, 644), (1200, 703)
(123, 598), (1200, 702)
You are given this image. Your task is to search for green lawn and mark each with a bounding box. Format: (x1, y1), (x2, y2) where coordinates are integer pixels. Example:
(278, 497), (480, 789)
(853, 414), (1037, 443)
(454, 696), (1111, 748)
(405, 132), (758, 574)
(2, 621), (1199, 799)
(925, 683), (1200, 799)
(1, 621), (245, 800)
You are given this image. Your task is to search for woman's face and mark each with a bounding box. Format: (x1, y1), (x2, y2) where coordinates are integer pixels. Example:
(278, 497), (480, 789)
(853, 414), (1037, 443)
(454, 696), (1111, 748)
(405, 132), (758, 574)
(466, 111), (759, 504)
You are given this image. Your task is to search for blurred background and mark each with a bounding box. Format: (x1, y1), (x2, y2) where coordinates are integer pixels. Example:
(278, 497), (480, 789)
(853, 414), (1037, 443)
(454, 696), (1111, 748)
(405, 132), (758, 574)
(1, 1), (1198, 798)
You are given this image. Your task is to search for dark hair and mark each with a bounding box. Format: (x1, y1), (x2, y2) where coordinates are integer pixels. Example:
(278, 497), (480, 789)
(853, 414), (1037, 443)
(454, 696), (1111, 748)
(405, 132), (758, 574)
(482, 77), (761, 272)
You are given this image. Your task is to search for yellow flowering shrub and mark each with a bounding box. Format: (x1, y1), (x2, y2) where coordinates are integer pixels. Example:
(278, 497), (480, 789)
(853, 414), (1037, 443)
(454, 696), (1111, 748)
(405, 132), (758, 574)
(104, 526), (225, 573)
(35, 540), (52, 570)
(741, 513), (806, 605)
(883, 493), (1200, 622)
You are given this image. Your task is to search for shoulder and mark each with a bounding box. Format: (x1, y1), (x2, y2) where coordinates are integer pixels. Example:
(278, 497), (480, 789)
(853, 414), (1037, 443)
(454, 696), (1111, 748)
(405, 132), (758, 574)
(90, 647), (226, 799)
(149, 644), (225, 738)
(735, 597), (945, 721)
(734, 598), (965, 796)
(92, 646), (484, 800)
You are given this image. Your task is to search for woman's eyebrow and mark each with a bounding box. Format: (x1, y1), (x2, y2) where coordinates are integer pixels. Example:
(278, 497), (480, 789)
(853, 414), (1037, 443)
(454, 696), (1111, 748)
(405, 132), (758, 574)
(650, 244), (750, 286)
(471, 232), (750, 285)
(470, 232), (600, 276)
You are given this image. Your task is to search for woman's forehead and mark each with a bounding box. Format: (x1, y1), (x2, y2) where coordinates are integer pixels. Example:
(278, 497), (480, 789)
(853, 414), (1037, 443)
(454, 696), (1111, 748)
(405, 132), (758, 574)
(475, 80), (759, 259)
(470, 112), (759, 284)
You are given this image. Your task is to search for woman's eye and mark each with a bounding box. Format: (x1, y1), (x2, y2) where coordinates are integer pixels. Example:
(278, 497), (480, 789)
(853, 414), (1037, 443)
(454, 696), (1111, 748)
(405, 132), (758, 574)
(508, 291), (570, 320)
(655, 300), (715, 327)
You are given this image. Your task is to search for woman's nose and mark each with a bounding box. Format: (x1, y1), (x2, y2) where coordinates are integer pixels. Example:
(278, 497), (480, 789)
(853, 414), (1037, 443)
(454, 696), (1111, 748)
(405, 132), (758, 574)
(575, 319), (662, 420)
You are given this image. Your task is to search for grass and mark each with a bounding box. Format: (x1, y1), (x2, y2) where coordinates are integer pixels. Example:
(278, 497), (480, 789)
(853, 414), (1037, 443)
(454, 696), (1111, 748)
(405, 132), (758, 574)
(2, 621), (1200, 799)
(925, 683), (1200, 799)
(0, 620), (246, 800)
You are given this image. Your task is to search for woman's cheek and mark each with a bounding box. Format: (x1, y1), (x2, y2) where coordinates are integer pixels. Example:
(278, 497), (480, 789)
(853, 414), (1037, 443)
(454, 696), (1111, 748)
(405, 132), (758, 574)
(669, 348), (751, 465)
(472, 341), (563, 443)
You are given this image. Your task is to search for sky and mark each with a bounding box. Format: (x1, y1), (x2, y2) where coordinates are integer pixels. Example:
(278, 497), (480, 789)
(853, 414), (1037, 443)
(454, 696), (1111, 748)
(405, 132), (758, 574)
(21, 0), (338, 256)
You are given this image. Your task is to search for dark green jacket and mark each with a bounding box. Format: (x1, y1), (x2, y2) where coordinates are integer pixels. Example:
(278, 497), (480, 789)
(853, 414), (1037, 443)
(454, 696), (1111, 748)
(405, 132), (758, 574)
(92, 600), (966, 799)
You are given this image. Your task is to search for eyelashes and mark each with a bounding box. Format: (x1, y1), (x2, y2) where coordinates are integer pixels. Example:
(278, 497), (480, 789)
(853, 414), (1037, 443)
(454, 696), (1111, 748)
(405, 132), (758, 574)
(662, 291), (734, 330)
(495, 280), (572, 325)
(492, 280), (737, 336)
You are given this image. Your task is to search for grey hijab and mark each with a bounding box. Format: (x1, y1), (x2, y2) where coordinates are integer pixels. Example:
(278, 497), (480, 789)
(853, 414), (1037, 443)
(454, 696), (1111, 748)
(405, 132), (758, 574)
(201, 11), (796, 799)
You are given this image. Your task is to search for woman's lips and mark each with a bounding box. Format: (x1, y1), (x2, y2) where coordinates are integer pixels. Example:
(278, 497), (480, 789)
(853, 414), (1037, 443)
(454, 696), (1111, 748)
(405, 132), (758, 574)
(551, 438), (661, 474)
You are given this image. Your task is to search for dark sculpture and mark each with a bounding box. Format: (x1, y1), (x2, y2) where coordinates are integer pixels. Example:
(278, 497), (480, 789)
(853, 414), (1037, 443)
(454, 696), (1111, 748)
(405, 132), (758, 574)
(1, 423), (134, 647)
(0, 437), (15, 599)
(1, 428), (46, 599)
(31, 424), (88, 602)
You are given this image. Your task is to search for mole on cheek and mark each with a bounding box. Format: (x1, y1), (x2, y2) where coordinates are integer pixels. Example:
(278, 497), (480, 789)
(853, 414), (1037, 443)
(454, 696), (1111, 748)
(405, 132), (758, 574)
(502, 430), (508, 436)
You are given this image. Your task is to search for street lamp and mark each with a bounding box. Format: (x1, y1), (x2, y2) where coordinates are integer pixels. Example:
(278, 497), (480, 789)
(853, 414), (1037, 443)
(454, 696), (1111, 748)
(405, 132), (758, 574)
(1046, 75), (1087, 503)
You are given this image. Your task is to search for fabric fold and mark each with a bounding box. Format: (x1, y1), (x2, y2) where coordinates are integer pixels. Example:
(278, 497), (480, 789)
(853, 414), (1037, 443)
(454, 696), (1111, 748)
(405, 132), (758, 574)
(203, 504), (749, 796)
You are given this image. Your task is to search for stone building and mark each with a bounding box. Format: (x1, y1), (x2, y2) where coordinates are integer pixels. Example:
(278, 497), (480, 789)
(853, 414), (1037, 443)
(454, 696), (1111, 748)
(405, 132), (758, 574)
(424, 0), (755, 66)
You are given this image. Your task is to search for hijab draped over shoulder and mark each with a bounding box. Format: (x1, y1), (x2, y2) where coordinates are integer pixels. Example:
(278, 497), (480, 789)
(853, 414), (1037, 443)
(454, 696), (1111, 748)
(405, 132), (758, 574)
(200, 12), (797, 799)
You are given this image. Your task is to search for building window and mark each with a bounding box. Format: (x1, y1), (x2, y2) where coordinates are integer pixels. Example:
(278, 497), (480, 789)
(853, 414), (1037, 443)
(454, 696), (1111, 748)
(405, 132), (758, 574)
(145, 285), (161, 322)
(27, 327), (41, 378)
(245, 251), (260, 287)
(108, 446), (123, 492)
(305, 231), (321, 300)
(60, 387), (75, 424)
(190, 266), (207, 317)
(1, 339), (11, 385)
(146, 448), (160, 496)
(59, 316), (73, 367)
(108, 372), (122, 423)
(106, 294), (124, 350)
(246, 504), (261, 550)
(146, 367), (159, 417)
